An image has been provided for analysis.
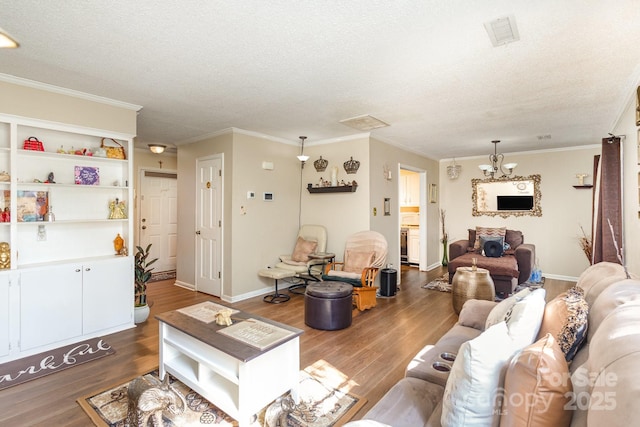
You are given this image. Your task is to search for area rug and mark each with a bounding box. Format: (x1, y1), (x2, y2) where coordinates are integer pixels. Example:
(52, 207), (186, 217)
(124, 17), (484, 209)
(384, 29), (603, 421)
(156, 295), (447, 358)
(150, 269), (177, 283)
(0, 337), (114, 391)
(422, 273), (451, 292)
(78, 365), (366, 427)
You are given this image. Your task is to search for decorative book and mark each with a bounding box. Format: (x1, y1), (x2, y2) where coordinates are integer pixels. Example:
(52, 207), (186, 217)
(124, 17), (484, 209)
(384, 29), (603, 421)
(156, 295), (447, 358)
(75, 166), (100, 185)
(17, 190), (48, 222)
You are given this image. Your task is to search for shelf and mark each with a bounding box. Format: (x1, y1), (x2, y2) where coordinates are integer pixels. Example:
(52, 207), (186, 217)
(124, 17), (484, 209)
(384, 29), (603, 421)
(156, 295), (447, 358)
(307, 184), (358, 193)
(17, 218), (127, 225)
(17, 149), (127, 163)
(573, 185), (593, 189)
(17, 182), (128, 190)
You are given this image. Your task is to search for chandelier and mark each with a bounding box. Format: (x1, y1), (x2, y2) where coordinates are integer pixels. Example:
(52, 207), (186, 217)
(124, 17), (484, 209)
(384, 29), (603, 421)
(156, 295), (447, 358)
(478, 140), (517, 178)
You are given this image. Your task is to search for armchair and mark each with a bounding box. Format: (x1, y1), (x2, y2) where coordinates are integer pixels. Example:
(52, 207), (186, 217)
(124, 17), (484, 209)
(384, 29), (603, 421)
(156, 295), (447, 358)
(322, 230), (388, 311)
(275, 224), (328, 284)
(448, 228), (535, 296)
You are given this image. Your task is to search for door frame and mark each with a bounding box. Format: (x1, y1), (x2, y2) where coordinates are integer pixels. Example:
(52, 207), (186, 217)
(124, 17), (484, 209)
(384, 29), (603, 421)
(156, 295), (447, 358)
(195, 153), (224, 296)
(398, 164), (428, 271)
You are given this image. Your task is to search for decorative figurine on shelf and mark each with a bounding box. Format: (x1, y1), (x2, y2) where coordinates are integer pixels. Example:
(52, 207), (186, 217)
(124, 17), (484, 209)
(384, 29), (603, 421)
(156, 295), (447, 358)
(45, 172), (55, 184)
(0, 242), (10, 269)
(0, 207), (9, 223)
(215, 308), (234, 326)
(109, 198), (127, 219)
(114, 233), (124, 255)
(0, 171), (9, 182)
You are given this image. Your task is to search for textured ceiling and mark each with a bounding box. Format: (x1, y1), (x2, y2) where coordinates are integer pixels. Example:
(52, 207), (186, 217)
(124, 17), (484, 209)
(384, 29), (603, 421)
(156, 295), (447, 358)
(1, 1), (639, 159)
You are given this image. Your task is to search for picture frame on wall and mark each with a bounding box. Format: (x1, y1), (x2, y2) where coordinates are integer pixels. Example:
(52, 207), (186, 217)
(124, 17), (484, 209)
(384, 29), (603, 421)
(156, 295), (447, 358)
(429, 183), (438, 203)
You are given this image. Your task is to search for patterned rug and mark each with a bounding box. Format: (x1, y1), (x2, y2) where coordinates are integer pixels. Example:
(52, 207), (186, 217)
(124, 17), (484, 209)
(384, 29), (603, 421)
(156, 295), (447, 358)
(422, 273), (452, 292)
(0, 338), (114, 391)
(78, 363), (366, 427)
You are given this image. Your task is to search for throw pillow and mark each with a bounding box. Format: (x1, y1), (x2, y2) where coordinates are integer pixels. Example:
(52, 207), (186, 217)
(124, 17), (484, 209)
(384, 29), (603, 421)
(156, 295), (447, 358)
(483, 239), (504, 258)
(486, 287), (533, 329)
(291, 236), (317, 262)
(536, 286), (589, 361)
(499, 334), (573, 427)
(343, 250), (375, 274)
(505, 229), (524, 249)
(441, 322), (516, 427)
(502, 288), (547, 350)
(474, 226), (507, 251)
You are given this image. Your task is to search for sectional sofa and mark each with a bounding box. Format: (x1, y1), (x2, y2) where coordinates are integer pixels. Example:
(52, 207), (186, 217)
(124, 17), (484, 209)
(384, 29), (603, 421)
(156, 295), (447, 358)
(346, 262), (640, 426)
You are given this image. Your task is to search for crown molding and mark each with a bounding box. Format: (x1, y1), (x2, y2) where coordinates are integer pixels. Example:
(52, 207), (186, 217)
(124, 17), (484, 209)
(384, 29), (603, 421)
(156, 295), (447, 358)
(439, 144), (602, 163)
(0, 73), (142, 111)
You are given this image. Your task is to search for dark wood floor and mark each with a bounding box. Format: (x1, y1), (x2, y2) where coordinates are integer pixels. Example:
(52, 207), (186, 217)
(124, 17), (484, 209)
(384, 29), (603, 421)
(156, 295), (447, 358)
(0, 266), (572, 426)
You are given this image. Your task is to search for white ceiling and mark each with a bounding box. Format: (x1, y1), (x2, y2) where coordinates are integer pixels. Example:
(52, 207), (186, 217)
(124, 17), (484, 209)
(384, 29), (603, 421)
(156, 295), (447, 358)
(1, 1), (639, 159)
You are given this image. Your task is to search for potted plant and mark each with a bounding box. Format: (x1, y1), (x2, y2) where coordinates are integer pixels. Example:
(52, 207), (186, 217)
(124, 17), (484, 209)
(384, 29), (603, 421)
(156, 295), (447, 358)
(134, 243), (158, 323)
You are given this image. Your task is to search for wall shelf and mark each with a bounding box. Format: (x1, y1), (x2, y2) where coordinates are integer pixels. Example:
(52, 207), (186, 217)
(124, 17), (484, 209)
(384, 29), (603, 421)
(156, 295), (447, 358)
(573, 185), (593, 189)
(307, 184), (358, 193)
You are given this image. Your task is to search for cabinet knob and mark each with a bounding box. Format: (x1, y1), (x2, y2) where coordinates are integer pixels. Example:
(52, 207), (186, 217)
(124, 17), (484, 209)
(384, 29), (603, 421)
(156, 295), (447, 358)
(75, 269), (81, 272)
(85, 268), (91, 272)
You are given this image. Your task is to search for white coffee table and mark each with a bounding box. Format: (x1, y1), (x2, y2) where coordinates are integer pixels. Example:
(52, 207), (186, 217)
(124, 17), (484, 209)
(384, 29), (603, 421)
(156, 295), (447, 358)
(156, 303), (303, 426)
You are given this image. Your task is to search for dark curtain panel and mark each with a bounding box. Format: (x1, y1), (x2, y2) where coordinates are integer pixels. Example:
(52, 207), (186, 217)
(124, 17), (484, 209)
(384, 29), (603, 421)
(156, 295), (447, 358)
(591, 137), (622, 264)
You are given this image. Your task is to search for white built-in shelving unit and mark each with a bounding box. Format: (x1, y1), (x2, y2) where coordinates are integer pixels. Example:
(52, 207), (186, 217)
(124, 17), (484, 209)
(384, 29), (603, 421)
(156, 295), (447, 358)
(0, 114), (135, 363)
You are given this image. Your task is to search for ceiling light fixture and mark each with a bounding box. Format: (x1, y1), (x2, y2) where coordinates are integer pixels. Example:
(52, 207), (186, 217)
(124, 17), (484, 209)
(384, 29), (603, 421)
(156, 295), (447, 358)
(148, 144), (166, 154)
(296, 136), (309, 167)
(478, 140), (517, 178)
(0, 29), (19, 48)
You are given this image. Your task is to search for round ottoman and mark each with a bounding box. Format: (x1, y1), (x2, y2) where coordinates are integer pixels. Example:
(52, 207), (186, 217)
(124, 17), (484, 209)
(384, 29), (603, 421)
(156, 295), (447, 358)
(305, 281), (353, 330)
(451, 266), (495, 314)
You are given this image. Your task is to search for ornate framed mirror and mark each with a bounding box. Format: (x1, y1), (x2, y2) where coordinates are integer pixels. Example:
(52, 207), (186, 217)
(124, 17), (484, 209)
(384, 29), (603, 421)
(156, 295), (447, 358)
(472, 174), (542, 217)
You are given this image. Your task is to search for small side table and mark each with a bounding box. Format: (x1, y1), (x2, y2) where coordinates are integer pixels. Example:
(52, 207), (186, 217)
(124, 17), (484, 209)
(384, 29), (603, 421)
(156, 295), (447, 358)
(289, 252), (336, 295)
(451, 266), (495, 314)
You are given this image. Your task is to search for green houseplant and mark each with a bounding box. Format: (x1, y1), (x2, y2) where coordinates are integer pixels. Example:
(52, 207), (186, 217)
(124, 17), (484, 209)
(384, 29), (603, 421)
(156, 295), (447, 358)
(134, 243), (158, 323)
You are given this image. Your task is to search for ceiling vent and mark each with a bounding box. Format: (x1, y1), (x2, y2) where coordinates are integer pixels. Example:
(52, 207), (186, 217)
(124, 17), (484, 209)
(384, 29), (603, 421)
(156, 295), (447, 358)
(340, 114), (390, 131)
(484, 15), (520, 47)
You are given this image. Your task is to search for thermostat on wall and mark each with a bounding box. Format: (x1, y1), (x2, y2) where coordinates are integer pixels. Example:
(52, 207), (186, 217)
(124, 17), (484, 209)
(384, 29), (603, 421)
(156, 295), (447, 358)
(263, 192), (274, 201)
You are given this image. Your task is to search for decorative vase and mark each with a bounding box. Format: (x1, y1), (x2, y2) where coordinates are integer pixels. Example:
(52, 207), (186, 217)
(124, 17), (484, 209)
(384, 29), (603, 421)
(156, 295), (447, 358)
(114, 233), (124, 254)
(441, 240), (448, 266)
(134, 304), (150, 323)
(331, 166), (338, 187)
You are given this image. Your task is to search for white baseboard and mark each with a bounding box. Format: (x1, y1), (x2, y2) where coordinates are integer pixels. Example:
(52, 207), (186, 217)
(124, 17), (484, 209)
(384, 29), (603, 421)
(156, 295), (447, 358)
(173, 280), (195, 291)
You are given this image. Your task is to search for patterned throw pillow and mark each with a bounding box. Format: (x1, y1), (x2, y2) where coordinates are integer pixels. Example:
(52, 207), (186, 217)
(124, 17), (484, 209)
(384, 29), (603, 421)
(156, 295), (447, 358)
(474, 226), (507, 251)
(536, 287), (589, 361)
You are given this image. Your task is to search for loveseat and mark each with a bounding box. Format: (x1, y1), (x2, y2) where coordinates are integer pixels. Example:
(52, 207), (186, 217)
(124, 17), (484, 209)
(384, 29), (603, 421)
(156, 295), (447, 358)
(448, 228), (535, 295)
(345, 262), (640, 426)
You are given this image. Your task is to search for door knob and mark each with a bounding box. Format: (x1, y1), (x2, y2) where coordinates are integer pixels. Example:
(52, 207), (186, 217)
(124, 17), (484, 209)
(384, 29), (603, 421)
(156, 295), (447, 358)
(196, 230), (201, 235)
(142, 226), (147, 230)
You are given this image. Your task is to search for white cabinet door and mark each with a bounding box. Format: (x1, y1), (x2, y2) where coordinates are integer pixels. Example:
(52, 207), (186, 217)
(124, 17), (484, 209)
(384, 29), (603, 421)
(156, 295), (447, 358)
(83, 257), (133, 334)
(0, 273), (9, 357)
(408, 229), (420, 264)
(20, 265), (83, 351)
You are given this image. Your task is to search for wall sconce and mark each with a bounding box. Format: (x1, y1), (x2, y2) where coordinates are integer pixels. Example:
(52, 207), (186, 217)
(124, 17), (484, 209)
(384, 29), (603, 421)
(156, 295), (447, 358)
(148, 144), (166, 154)
(383, 164), (392, 181)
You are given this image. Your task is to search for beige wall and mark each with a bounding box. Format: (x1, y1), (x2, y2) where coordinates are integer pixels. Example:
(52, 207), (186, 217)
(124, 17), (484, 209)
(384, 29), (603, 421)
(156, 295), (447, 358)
(300, 137), (371, 257)
(440, 146), (600, 280)
(369, 138), (440, 270)
(0, 80), (138, 135)
(612, 92), (640, 277)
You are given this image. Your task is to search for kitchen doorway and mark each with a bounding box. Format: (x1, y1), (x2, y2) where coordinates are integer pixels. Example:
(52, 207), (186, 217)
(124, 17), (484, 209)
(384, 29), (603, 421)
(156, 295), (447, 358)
(399, 166), (427, 271)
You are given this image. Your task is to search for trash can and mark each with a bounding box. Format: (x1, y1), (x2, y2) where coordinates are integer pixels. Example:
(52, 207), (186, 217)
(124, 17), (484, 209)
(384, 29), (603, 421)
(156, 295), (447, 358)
(380, 268), (397, 297)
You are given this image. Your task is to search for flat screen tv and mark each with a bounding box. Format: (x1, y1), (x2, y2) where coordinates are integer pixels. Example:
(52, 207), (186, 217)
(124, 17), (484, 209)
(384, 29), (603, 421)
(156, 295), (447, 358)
(497, 195), (534, 211)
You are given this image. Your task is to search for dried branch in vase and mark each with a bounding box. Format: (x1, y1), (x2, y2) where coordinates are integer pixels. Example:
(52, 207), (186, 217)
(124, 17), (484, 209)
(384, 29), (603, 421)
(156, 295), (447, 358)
(579, 225), (592, 264)
(607, 218), (630, 279)
(440, 209), (448, 243)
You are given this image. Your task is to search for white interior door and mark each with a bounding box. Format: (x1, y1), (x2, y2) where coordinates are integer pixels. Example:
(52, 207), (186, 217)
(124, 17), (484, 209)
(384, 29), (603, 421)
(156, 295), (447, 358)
(196, 156), (222, 296)
(140, 171), (178, 273)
